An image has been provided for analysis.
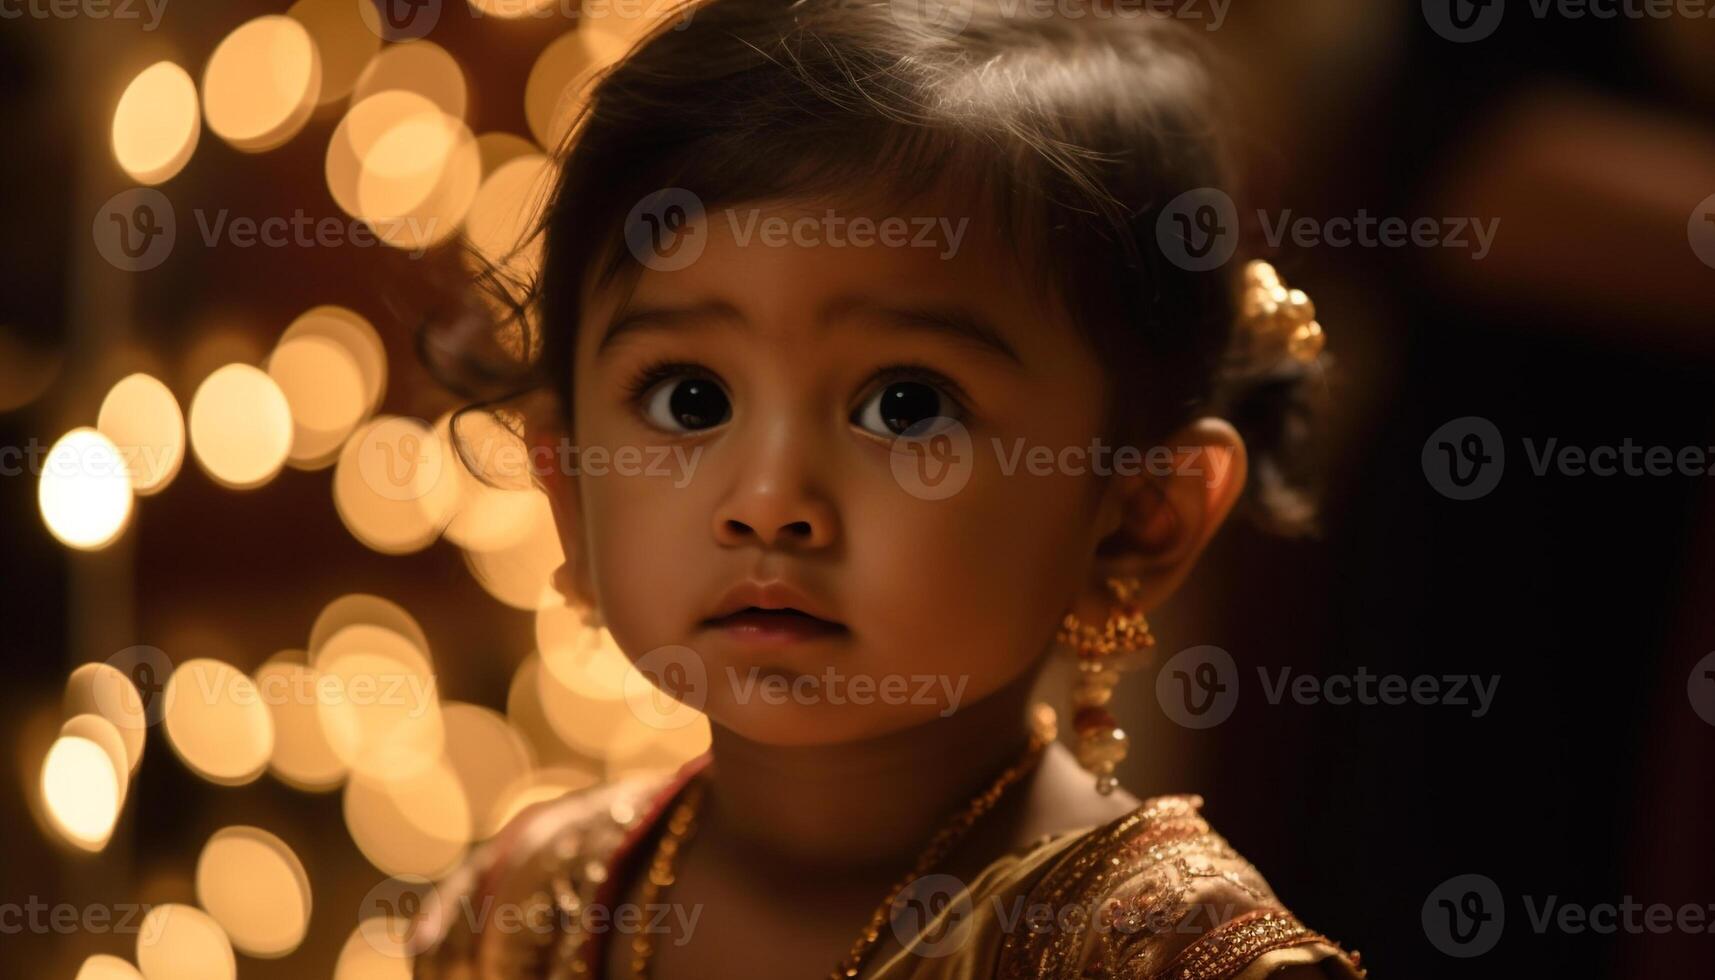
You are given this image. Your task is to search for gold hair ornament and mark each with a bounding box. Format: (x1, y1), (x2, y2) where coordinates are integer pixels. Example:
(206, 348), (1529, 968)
(1240, 259), (1325, 364)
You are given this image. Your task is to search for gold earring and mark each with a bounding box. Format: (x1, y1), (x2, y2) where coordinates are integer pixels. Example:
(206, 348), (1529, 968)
(1056, 576), (1155, 795)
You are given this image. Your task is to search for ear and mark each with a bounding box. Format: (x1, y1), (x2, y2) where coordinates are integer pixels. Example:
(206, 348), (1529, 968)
(1069, 418), (1248, 623)
(528, 416), (600, 619)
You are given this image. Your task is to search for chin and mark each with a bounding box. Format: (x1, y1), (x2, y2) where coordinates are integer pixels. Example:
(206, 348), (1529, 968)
(703, 694), (945, 748)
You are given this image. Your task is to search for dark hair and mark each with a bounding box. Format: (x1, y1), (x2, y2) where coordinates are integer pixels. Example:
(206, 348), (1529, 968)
(424, 0), (1325, 534)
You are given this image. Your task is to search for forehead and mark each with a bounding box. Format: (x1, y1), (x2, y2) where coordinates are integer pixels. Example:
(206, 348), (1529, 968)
(579, 185), (1070, 357)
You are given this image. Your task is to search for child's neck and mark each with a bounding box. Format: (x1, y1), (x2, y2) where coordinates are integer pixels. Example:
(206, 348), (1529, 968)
(699, 669), (1040, 871)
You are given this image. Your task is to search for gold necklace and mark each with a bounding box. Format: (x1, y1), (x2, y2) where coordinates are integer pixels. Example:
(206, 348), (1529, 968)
(628, 732), (1049, 980)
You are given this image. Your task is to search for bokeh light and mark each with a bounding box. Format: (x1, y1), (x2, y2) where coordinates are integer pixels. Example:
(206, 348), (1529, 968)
(111, 61), (200, 184)
(195, 826), (313, 958)
(524, 28), (633, 150)
(75, 955), (145, 980)
(475, 131), (539, 177)
(490, 765), (599, 830)
(343, 762), (470, 879)
(314, 621), (434, 690)
(287, 0), (382, 104)
(97, 373), (185, 495)
(436, 410), (541, 553)
(40, 735), (122, 851)
(187, 364), (294, 490)
(60, 714), (130, 814)
(608, 712), (711, 780)
(326, 90), (481, 252)
(461, 490), (564, 610)
(38, 427), (134, 551)
(255, 654), (348, 792)
(162, 659), (275, 786)
(327, 91), (441, 217)
(352, 40), (468, 121)
(202, 15), (323, 152)
(279, 305), (387, 416)
(535, 644), (632, 758)
(314, 629), (444, 781)
(504, 653), (578, 766)
(309, 593), (431, 662)
(465, 151), (553, 282)
(536, 607), (628, 696)
(267, 333), (369, 469)
(333, 918), (413, 980)
(333, 415), (459, 554)
(439, 702), (535, 840)
(64, 662), (148, 773)
(466, 0), (558, 17)
(136, 904), (236, 980)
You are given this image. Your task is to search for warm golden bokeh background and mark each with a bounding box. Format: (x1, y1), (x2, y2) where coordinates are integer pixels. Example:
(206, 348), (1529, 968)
(6, 3), (709, 975)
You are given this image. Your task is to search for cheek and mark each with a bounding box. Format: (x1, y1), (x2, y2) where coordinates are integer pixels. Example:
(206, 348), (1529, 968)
(577, 475), (703, 649)
(567, 384), (707, 652)
(847, 465), (1095, 695)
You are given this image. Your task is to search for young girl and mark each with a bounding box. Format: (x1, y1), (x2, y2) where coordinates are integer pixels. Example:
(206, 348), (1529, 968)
(410, 0), (1361, 976)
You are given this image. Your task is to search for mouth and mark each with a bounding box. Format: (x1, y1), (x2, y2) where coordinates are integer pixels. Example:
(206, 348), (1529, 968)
(702, 606), (850, 645)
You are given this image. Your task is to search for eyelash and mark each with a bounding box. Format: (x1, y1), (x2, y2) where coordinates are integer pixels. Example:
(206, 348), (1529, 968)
(863, 362), (972, 419)
(620, 358), (971, 423)
(621, 358), (706, 407)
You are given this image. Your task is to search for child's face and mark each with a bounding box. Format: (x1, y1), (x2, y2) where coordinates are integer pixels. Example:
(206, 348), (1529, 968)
(557, 190), (1121, 746)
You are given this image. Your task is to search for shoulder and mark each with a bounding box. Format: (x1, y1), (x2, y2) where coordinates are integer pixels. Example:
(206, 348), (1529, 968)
(408, 772), (675, 978)
(996, 795), (1366, 980)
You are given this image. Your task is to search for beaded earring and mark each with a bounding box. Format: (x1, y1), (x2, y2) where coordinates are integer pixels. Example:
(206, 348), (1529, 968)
(1055, 576), (1156, 795)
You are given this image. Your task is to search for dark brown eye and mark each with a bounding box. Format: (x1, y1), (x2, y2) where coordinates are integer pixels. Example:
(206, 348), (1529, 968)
(853, 380), (958, 437)
(642, 375), (730, 432)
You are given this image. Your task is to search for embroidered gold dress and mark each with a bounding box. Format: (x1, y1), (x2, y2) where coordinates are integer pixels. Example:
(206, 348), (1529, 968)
(409, 758), (1365, 979)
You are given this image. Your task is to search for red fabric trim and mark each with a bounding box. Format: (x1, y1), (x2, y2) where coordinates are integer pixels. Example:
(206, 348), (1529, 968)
(580, 752), (714, 976)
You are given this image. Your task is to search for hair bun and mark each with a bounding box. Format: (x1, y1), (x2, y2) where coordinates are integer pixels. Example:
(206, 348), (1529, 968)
(1212, 259), (1331, 538)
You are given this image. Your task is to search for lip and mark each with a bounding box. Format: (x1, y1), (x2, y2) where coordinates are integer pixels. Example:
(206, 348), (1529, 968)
(705, 609), (849, 645)
(701, 580), (849, 644)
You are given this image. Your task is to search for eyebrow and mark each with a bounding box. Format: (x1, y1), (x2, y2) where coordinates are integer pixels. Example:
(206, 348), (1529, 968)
(596, 299), (744, 355)
(596, 295), (1025, 367)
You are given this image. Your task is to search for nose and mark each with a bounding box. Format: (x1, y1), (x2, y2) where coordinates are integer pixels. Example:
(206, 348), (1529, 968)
(711, 420), (839, 552)
(713, 484), (839, 550)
